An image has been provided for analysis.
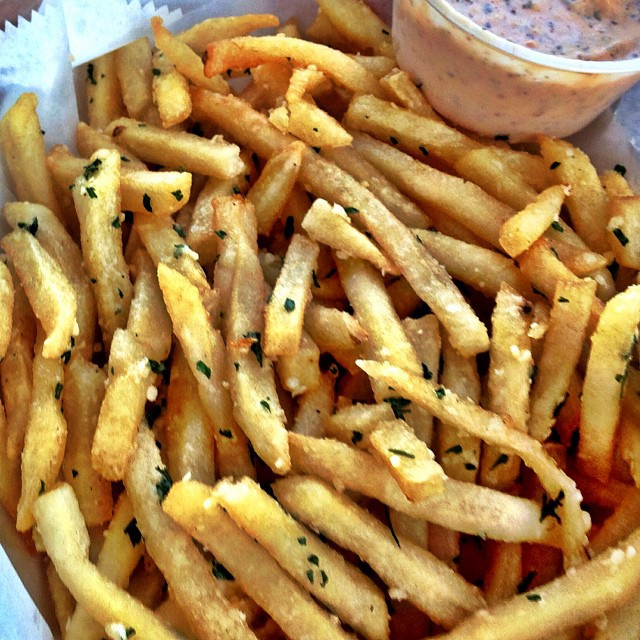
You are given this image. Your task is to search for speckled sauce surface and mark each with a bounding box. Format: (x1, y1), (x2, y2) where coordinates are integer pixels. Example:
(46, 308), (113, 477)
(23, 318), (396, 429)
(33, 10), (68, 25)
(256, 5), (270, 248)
(448, 0), (640, 61)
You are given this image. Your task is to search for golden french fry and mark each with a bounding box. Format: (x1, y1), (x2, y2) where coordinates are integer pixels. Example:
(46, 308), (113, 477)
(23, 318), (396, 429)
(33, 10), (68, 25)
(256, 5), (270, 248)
(276, 329), (322, 397)
(126, 426), (256, 640)
(121, 169), (192, 215)
(204, 36), (385, 97)
(607, 196), (640, 269)
(152, 17), (230, 95)
(380, 68), (438, 118)
(273, 475), (485, 628)
(76, 121), (146, 169)
(0, 396), (20, 517)
(578, 285), (640, 482)
(212, 476), (389, 640)
(499, 186), (568, 257)
(62, 358), (112, 527)
(325, 402), (394, 447)
(4, 201), (96, 360)
(0, 260), (14, 360)
(115, 37), (155, 120)
(65, 493), (145, 640)
(152, 49), (192, 129)
(16, 331), (67, 531)
(34, 484), (184, 640)
(163, 480), (357, 640)
(0, 93), (61, 222)
(264, 233), (319, 356)
(73, 148), (132, 348)
(292, 372), (335, 437)
(177, 14), (281, 55)
(1, 229), (77, 359)
(357, 360), (587, 565)
(107, 117), (243, 178)
(85, 52), (126, 130)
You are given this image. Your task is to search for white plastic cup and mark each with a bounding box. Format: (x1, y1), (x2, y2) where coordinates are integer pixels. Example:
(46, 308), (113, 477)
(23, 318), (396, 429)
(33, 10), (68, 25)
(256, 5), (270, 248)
(393, 0), (640, 141)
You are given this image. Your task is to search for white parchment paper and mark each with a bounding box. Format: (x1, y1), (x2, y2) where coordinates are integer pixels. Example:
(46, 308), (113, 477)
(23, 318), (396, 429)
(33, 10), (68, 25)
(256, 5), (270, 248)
(0, 0), (637, 638)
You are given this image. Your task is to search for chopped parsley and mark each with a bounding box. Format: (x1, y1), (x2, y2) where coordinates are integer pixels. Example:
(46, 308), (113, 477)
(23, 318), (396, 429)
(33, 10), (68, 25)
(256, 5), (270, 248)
(389, 136), (398, 145)
(260, 399), (271, 413)
(312, 146), (321, 153)
(71, 469), (79, 478)
(435, 387), (446, 399)
(446, 444), (463, 454)
(284, 298), (295, 312)
(312, 270), (320, 288)
(557, 296), (569, 303)
(552, 392), (569, 418)
(388, 448), (415, 459)
(148, 359), (165, 374)
(125, 628), (136, 638)
(214, 229), (227, 239)
(351, 430), (363, 445)
(173, 223), (186, 238)
(39, 480), (45, 495)
(320, 570), (329, 587)
(539, 490), (565, 524)
(196, 360), (211, 379)
(82, 158), (102, 180)
(383, 396), (411, 420)
(54, 382), (63, 400)
(85, 186), (97, 199)
(421, 363), (433, 380)
(612, 227), (629, 247)
(171, 189), (183, 201)
(219, 429), (233, 439)
(297, 536), (307, 546)
(152, 67), (161, 76)
(526, 594), (542, 602)
(124, 518), (142, 547)
(490, 453), (509, 469)
(155, 466), (173, 502)
(550, 220), (564, 232)
(384, 505), (400, 548)
(142, 193), (153, 212)
(549, 161), (561, 170)
(112, 216), (121, 228)
(464, 462), (477, 471)
(212, 560), (234, 581)
(173, 244), (186, 258)
(517, 570), (537, 594)
(86, 63), (97, 85)
(243, 332), (263, 367)
(307, 554), (319, 566)
(418, 145), (429, 156)
(344, 206), (359, 214)
(17, 217), (38, 235)
(306, 569), (314, 584)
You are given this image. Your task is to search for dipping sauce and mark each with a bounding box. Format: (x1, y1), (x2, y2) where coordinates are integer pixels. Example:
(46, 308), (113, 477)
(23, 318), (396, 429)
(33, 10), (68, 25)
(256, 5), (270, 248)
(392, 0), (640, 140)
(449, 0), (640, 61)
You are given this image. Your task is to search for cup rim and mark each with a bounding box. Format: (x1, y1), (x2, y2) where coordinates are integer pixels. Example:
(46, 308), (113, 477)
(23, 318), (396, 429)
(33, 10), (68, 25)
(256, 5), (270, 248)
(419, 0), (640, 74)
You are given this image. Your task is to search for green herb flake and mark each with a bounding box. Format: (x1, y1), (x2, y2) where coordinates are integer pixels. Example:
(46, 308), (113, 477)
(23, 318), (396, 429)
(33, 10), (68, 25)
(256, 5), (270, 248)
(148, 359), (165, 374)
(312, 146), (321, 153)
(344, 206), (359, 214)
(124, 518), (142, 547)
(549, 161), (561, 170)
(54, 382), (63, 400)
(306, 569), (314, 584)
(383, 396), (411, 420)
(557, 296), (569, 303)
(112, 216), (121, 228)
(464, 462), (477, 471)
(435, 387), (446, 399)
(214, 229), (228, 239)
(85, 186), (98, 199)
(125, 628), (136, 638)
(539, 490), (565, 524)
(384, 505), (400, 548)
(421, 363), (433, 380)
(171, 189), (184, 201)
(173, 244), (186, 258)
(284, 298), (296, 312)
(552, 392), (569, 418)
(446, 444), (463, 454)
(213, 561), (234, 581)
(86, 63), (97, 85)
(307, 554), (319, 566)
(121, 155), (130, 162)
(243, 332), (263, 367)
(418, 145), (429, 156)
(152, 67), (161, 76)
(196, 360), (212, 379)
(526, 594), (542, 602)
(17, 217), (38, 235)
(320, 570), (329, 587)
(388, 448), (415, 459)
(312, 270), (320, 288)
(351, 430), (363, 445)
(260, 399), (271, 413)
(39, 480), (46, 495)
(142, 193), (153, 212)
(173, 223), (186, 238)
(613, 227), (629, 247)
(517, 570), (538, 594)
(550, 220), (564, 232)
(82, 158), (102, 180)
(219, 429), (233, 439)
(491, 453), (509, 469)
(389, 136), (398, 145)
(71, 469), (79, 478)
(155, 466), (173, 502)
(297, 536), (307, 546)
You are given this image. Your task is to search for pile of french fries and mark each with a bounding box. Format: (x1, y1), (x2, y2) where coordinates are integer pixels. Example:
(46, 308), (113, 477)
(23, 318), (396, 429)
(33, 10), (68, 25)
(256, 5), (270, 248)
(2, 1), (640, 638)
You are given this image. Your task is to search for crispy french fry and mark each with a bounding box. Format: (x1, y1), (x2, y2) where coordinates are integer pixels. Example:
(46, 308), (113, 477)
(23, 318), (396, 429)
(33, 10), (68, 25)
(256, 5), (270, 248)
(302, 199), (399, 275)
(126, 426), (256, 640)
(115, 37), (155, 120)
(152, 49), (192, 129)
(65, 493), (145, 640)
(34, 484), (184, 640)
(369, 419), (445, 501)
(276, 329), (322, 396)
(539, 136), (609, 253)
(0, 93), (62, 222)
(4, 201), (96, 360)
(246, 141), (304, 235)
(107, 117), (243, 178)
(177, 14), (281, 55)
(499, 186), (568, 257)
(528, 279), (596, 442)
(325, 402), (395, 447)
(317, 0), (393, 55)
(16, 331), (67, 531)
(288, 433), (561, 545)
(578, 285), (640, 482)
(0, 396), (20, 518)
(274, 476), (485, 627)
(157, 263), (254, 479)
(76, 122), (146, 169)
(380, 68), (438, 118)
(165, 343), (216, 484)
(85, 52), (126, 130)
(204, 36), (385, 97)
(606, 196), (640, 269)
(1, 229), (77, 359)
(152, 17), (230, 95)
(292, 372), (335, 437)
(61, 358), (112, 527)
(357, 360), (588, 565)
(73, 148), (132, 348)
(163, 480), (357, 640)
(212, 476), (389, 640)
(264, 234), (318, 356)
(91, 328), (154, 481)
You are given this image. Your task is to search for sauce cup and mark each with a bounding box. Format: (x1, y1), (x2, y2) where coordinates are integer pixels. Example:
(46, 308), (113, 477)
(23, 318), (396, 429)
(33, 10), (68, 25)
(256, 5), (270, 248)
(393, 0), (640, 141)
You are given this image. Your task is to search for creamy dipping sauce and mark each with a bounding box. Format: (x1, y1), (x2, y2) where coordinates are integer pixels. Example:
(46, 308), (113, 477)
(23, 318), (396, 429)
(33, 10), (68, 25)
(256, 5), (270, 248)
(393, 0), (640, 140)
(449, 0), (640, 61)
